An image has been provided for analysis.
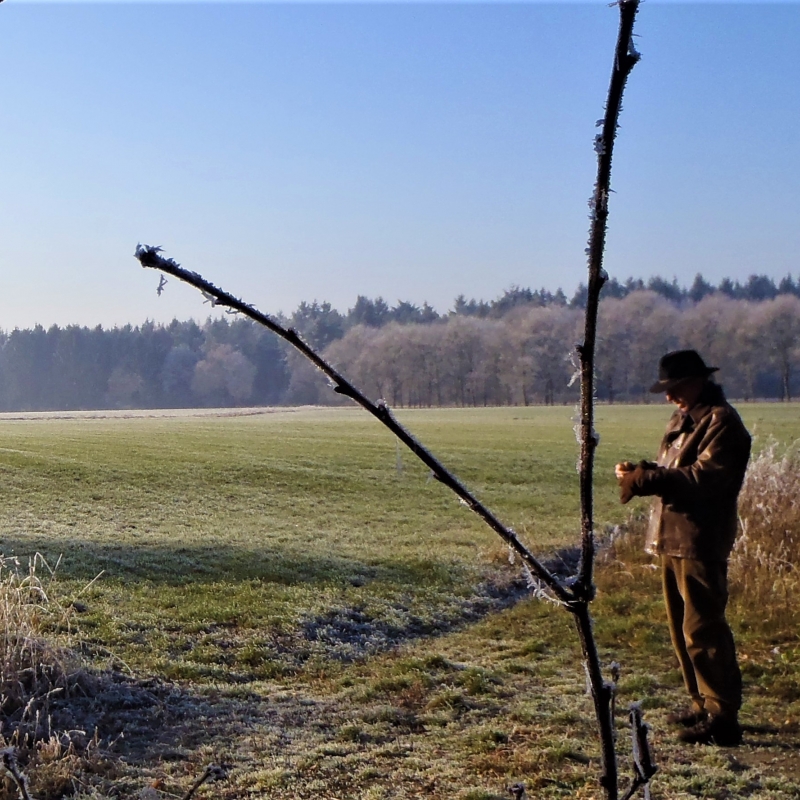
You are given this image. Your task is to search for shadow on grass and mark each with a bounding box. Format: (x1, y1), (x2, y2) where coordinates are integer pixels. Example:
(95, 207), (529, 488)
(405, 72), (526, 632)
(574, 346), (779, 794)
(740, 723), (800, 753)
(0, 534), (469, 588)
(42, 667), (340, 765)
(732, 729), (800, 787)
(0, 534), (545, 667)
(0, 535), (580, 586)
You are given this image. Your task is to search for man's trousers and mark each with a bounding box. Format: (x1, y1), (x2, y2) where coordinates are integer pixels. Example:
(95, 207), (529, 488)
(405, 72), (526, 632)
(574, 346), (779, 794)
(661, 555), (742, 719)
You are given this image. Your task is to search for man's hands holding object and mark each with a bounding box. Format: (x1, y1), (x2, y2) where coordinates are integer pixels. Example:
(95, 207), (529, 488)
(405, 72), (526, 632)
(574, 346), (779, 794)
(615, 460), (657, 504)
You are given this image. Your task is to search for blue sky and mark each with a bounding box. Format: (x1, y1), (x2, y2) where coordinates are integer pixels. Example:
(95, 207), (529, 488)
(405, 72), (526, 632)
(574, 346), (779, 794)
(1, 1), (798, 328)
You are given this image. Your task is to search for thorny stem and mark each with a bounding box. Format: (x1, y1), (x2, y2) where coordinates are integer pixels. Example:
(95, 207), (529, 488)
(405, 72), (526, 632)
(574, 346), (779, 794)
(134, 245), (572, 605)
(578, 0), (641, 597)
(575, 2), (643, 799)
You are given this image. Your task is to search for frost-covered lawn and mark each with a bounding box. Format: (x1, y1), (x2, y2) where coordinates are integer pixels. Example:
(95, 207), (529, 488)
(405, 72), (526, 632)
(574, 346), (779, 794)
(1, 403), (799, 798)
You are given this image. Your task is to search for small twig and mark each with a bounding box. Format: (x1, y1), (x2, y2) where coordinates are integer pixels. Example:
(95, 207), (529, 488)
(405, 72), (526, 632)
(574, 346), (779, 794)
(1, 749), (33, 800)
(620, 775), (646, 800)
(628, 702), (657, 797)
(181, 763), (230, 800)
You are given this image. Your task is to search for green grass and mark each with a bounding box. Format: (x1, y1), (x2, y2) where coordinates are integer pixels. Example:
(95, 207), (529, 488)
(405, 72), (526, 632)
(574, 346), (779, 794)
(1, 403), (800, 799)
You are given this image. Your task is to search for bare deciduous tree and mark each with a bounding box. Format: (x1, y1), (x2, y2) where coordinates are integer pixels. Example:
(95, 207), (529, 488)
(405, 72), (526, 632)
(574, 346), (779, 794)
(752, 295), (800, 401)
(192, 343), (257, 405)
(620, 291), (679, 400)
(516, 305), (581, 405)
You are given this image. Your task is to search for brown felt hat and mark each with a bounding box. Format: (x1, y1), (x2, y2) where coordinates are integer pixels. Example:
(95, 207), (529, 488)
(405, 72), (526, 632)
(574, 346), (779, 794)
(649, 350), (718, 394)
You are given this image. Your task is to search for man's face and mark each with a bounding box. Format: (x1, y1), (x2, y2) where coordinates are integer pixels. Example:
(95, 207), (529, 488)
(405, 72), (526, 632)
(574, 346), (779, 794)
(665, 377), (706, 412)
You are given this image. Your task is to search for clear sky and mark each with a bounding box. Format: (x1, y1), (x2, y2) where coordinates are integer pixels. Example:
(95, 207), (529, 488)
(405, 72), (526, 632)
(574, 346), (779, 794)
(1, 1), (798, 329)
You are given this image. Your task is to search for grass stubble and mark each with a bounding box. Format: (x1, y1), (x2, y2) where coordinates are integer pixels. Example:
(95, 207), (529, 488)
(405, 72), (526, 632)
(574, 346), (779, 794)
(0, 404), (798, 798)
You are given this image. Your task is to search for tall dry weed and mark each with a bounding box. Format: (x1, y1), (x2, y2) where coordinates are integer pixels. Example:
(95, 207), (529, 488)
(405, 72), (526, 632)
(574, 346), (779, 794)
(730, 439), (800, 623)
(0, 553), (76, 735)
(0, 556), (121, 800)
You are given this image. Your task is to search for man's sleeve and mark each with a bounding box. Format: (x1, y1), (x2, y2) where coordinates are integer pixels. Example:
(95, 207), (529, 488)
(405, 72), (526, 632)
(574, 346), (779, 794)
(623, 411), (751, 503)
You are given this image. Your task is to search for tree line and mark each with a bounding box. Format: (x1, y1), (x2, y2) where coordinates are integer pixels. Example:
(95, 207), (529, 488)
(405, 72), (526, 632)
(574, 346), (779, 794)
(281, 270), (800, 332)
(1, 275), (799, 412)
(317, 292), (800, 407)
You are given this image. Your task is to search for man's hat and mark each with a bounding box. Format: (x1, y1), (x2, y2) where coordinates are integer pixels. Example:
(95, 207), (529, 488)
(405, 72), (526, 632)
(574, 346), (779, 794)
(649, 349), (719, 394)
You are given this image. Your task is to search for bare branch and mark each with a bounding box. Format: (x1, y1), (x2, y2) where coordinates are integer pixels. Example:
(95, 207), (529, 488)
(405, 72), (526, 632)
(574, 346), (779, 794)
(134, 6), (650, 800)
(134, 244), (572, 603)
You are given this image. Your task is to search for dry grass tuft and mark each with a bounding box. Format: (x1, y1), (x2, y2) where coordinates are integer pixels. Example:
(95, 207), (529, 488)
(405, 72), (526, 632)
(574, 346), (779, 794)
(0, 554), (78, 743)
(0, 555), (119, 800)
(596, 513), (651, 570)
(730, 439), (800, 621)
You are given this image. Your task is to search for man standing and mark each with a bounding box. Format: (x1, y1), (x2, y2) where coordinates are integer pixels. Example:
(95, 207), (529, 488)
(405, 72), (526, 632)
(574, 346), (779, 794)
(616, 350), (751, 746)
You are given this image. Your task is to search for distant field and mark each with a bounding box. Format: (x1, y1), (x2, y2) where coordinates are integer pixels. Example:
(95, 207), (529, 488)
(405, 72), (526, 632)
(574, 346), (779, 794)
(1, 402), (799, 799)
(1, 402), (793, 569)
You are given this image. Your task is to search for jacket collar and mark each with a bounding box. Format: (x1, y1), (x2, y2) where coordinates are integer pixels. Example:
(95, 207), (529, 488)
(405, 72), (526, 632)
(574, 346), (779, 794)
(665, 382), (725, 436)
(686, 381), (726, 426)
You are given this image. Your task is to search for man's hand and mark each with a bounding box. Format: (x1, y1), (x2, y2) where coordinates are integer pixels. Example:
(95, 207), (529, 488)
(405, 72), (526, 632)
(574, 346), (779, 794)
(615, 461), (636, 480)
(619, 469), (639, 504)
(616, 460), (658, 504)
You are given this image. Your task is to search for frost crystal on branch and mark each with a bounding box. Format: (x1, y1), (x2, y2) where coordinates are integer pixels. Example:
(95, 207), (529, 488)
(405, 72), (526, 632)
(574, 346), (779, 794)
(134, 243), (180, 271)
(568, 351), (582, 388)
(594, 134), (607, 155)
(522, 563), (566, 607)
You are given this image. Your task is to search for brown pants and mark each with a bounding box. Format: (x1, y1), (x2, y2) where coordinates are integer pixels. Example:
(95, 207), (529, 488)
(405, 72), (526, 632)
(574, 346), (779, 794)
(661, 555), (742, 719)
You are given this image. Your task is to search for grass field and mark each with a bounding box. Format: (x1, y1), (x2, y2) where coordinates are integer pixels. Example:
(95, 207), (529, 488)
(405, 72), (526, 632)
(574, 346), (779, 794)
(1, 402), (799, 799)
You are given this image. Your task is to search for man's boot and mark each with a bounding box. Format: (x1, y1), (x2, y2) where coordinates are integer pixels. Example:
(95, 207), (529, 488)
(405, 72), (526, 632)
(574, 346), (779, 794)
(677, 715), (742, 746)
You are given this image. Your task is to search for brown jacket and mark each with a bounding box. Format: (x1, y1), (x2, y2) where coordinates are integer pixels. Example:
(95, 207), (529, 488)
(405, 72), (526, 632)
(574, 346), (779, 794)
(627, 383), (751, 561)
